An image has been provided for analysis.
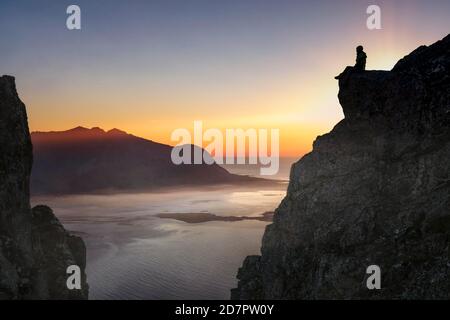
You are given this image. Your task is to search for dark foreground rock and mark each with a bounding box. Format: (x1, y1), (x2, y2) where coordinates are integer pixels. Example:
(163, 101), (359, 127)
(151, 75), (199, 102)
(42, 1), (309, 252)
(0, 75), (88, 299)
(232, 34), (450, 299)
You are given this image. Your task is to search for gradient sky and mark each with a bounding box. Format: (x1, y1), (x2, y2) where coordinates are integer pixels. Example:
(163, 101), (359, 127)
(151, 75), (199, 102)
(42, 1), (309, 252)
(1, 0), (449, 157)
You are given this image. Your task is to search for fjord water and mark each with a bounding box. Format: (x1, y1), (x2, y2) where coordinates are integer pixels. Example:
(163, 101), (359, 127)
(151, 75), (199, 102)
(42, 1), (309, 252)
(32, 185), (286, 299)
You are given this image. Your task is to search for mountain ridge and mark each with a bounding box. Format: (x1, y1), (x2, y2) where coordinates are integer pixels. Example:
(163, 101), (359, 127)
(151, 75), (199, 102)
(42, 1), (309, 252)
(30, 126), (270, 195)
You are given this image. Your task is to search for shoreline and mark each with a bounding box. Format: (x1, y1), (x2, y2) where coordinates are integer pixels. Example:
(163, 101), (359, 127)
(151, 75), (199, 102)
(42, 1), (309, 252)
(156, 211), (275, 224)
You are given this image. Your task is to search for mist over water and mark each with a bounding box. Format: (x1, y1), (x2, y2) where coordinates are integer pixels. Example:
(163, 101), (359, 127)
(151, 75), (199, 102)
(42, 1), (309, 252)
(32, 186), (287, 299)
(221, 157), (297, 181)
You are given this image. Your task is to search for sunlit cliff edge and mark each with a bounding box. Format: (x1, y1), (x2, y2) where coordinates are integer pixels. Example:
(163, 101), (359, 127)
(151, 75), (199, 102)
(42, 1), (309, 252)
(232, 34), (450, 299)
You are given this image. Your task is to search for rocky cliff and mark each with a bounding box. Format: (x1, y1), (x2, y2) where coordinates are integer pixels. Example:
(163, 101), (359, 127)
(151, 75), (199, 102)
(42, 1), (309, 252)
(0, 75), (88, 299)
(232, 34), (450, 299)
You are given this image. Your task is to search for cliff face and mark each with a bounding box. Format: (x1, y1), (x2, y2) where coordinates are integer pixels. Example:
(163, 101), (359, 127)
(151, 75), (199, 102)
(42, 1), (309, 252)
(232, 35), (450, 299)
(0, 75), (88, 299)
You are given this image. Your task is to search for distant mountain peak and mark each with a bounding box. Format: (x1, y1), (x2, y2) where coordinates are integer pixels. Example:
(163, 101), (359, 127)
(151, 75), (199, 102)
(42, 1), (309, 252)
(31, 126), (130, 141)
(106, 128), (128, 136)
(73, 125), (88, 130)
(30, 124), (257, 194)
(91, 126), (106, 133)
(68, 126), (108, 134)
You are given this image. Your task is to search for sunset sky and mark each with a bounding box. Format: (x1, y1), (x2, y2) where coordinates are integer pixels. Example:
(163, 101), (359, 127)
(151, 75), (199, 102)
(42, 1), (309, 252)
(1, 0), (449, 157)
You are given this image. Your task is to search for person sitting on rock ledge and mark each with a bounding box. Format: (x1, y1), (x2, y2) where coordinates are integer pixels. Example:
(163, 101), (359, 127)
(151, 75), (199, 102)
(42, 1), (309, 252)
(335, 45), (367, 79)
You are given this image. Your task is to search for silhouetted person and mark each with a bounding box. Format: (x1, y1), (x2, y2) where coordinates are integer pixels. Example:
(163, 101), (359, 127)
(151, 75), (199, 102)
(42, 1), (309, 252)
(335, 45), (367, 79)
(354, 45), (367, 71)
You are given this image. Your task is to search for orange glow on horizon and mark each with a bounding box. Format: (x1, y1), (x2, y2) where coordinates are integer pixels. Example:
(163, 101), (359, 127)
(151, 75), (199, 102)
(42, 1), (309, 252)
(23, 27), (449, 159)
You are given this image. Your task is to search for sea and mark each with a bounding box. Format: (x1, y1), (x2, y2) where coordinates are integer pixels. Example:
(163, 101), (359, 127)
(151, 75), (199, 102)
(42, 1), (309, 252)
(30, 158), (297, 299)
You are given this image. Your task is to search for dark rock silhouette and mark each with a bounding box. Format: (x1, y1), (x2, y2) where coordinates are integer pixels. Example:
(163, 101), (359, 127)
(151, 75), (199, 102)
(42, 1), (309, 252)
(31, 127), (266, 195)
(232, 34), (450, 299)
(0, 76), (88, 299)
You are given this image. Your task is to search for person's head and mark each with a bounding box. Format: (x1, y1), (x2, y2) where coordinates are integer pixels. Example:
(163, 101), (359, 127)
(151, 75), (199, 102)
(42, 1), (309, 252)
(356, 45), (364, 53)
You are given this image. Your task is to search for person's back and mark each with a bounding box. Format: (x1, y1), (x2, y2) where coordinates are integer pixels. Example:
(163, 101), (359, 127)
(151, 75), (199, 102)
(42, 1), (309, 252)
(355, 45), (367, 71)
